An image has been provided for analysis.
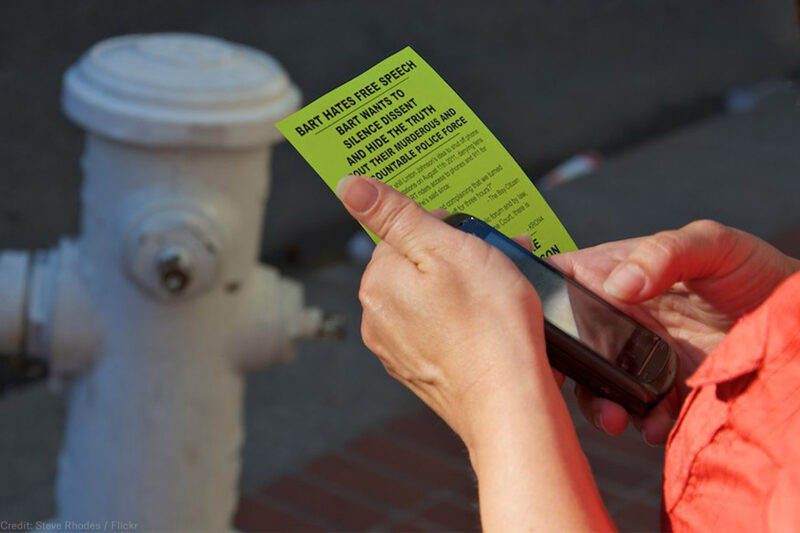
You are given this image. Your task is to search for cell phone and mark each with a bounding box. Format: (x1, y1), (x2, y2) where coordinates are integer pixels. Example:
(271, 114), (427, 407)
(445, 213), (678, 414)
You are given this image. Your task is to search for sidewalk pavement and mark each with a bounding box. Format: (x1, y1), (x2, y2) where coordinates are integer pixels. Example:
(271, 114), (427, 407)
(1, 86), (798, 531)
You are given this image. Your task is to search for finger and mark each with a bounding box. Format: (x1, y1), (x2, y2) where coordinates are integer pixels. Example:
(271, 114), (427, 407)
(512, 234), (533, 252)
(634, 403), (674, 446)
(552, 368), (565, 388)
(602, 220), (749, 303)
(546, 238), (642, 287)
(547, 248), (577, 275)
(575, 384), (629, 435)
(430, 208), (450, 220)
(336, 175), (461, 263)
(632, 388), (679, 446)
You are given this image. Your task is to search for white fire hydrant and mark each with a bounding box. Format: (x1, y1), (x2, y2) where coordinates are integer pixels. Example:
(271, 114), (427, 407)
(0, 33), (341, 531)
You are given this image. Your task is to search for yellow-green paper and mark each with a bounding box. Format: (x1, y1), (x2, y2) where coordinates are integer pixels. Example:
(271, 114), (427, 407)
(276, 46), (576, 257)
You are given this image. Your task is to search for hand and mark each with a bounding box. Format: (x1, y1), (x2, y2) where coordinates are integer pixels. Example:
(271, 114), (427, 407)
(335, 175), (560, 446)
(549, 220), (800, 444)
(337, 175), (617, 531)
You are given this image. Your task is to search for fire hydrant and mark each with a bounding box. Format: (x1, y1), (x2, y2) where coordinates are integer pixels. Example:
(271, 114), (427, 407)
(0, 33), (342, 530)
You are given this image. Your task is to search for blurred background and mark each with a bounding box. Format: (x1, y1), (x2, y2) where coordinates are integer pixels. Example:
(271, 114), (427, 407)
(1, 1), (799, 531)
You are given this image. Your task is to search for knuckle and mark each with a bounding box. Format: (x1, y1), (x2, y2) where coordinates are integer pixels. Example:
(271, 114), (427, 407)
(381, 361), (402, 381)
(360, 316), (376, 350)
(684, 219), (728, 240)
(460, 234), (495, 265)
(358, 256), (385, 306)
(641, 231), (683, 262)
(375, 200), (422, 245)
(358, 272), (378, 309)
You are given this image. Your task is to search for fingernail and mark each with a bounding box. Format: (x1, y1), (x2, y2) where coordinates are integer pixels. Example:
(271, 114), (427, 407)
(593, 413), (606, 433)
(642, 412), (671, 447)
(603, 262), (646, 300)
(642, 429), (659, 447)
(336, 175), (378, 213)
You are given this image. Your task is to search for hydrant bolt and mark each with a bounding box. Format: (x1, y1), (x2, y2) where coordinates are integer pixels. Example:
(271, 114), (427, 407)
(124, 207), (222, 302)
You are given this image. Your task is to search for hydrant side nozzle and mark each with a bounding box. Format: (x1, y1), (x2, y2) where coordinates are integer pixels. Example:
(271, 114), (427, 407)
(0, 241), (103, 387)
(295, 308), (347, 341)
(0, 251), (49, 395)
(319, 312), (348, 340)
(0, 251), (30, 355)
(232, 266), (299, 370)
(277, 280), (347, 342)
(231, 267), (346, 370)
(26, 240), (103, 376)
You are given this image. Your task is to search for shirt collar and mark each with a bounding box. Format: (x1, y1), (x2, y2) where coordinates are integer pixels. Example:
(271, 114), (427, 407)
(686, 307), (767, 388)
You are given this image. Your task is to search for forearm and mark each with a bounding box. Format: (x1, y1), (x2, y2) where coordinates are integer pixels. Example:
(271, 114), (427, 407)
(464, 361), (615, 532)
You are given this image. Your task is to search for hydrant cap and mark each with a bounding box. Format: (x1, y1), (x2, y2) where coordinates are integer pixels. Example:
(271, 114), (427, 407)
(62, 33), (301, 148)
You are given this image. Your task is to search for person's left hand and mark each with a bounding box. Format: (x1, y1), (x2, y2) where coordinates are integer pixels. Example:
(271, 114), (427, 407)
(335, 175), (560, 447)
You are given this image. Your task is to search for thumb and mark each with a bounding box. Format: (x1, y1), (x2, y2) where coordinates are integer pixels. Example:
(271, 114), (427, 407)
(335, 175), (456, 262)
(602, 220), (751, 302)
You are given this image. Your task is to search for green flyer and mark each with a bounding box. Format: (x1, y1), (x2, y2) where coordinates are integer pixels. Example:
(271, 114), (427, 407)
(276, 46), (576, 257)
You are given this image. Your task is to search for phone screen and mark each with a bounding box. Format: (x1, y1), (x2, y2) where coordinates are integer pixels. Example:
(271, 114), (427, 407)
(483, 230), (659, 376)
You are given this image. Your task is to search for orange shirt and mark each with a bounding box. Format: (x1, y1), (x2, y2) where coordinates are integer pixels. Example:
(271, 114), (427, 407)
(663, 271), (800, 532)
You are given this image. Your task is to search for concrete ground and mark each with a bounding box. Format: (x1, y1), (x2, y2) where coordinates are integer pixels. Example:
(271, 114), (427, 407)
(1, 1), (800, 530)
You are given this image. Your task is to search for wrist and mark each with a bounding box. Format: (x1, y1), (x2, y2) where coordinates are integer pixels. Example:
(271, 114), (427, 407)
(456, 355), (614, 532)
(455, 349), (558, 463)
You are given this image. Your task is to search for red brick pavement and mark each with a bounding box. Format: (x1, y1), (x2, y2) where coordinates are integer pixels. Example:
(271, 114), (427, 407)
(236, 389), (664, 532)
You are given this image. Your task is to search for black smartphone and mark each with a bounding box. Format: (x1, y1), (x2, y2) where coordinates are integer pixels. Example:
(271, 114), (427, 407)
(445, 213), (678, 414)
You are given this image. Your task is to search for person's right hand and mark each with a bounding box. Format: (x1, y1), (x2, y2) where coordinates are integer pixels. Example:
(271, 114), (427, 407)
(549, 220), (800, 445)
